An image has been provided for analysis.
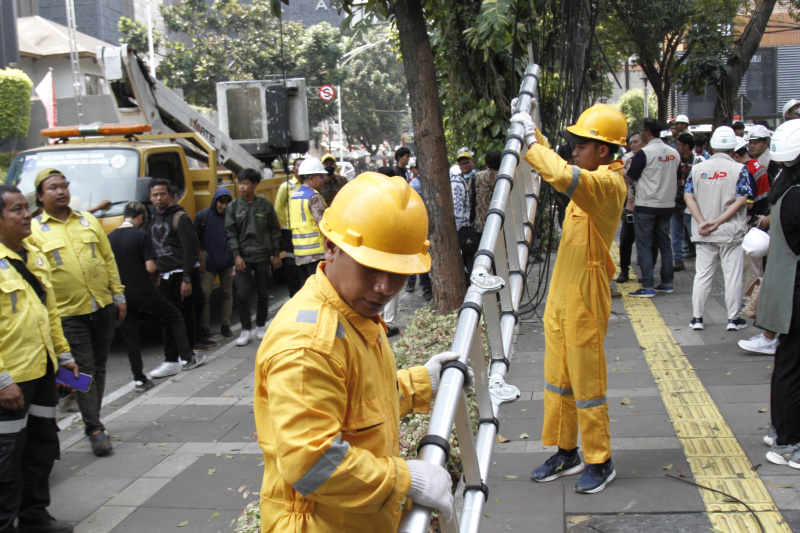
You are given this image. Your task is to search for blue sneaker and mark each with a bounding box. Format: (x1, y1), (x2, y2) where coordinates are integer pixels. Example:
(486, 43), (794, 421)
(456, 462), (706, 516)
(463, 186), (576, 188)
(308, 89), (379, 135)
(575, 459), (616, 494)
(531, 450), (584, 482)
(654, 285), (674, 293)
(628, 288), (655, 298)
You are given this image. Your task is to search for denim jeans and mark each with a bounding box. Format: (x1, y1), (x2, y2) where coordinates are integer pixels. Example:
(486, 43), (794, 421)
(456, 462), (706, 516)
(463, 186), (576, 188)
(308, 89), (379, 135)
(671, 208), (685, 262)
(633, 211), (673, 289)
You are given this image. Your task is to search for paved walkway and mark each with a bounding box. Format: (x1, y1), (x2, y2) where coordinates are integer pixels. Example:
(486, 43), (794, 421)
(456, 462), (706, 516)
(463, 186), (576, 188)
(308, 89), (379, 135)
(47, 246), (799, 532)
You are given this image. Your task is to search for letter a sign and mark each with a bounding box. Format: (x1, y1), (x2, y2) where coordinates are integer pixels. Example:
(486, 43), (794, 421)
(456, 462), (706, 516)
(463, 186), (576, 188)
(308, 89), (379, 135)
(319, 84), (336, 102)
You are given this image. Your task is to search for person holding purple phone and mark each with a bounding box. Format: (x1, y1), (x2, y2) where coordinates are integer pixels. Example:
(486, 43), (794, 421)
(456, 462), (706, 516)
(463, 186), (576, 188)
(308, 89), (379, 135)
(0, 184), (78, 533)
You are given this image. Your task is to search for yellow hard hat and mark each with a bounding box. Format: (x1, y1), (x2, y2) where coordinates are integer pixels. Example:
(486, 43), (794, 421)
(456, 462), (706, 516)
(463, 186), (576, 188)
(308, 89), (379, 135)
(319, 172), (431, 274)
(562, 103), (628, 146)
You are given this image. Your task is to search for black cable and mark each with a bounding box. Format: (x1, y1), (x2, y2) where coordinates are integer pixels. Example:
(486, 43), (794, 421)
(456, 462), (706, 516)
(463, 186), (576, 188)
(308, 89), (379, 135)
(664, 474), (766, 533)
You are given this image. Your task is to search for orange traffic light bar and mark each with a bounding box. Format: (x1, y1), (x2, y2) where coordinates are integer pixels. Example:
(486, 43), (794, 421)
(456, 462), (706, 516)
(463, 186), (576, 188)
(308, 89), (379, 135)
(41, 123), (153, 138)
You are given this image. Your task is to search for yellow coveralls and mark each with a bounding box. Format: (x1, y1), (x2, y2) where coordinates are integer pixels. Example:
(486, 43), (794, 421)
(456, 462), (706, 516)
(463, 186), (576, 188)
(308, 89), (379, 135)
(524, 142), (626, 464)
(254, 263), (432, 532)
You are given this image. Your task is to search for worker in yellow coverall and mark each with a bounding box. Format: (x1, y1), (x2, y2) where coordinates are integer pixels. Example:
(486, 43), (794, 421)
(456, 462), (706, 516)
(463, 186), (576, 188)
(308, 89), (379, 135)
(254, 172), (473, 532)
(511, 103), (627, 494)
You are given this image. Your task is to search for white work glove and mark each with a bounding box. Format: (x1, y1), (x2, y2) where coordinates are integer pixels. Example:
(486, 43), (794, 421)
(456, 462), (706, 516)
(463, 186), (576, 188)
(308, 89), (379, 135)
(424, 352), (475, 395)
(406, 459), (454, 523)
(510, 112), (538, 148)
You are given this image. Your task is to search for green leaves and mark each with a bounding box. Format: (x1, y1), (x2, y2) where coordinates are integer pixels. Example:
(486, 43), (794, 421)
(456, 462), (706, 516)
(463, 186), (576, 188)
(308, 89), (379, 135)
(0, 69), (33, 139)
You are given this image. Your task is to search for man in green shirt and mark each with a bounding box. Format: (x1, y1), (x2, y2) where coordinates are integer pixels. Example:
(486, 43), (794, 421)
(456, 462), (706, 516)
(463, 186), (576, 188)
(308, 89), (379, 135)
(225, 169), (282, 347)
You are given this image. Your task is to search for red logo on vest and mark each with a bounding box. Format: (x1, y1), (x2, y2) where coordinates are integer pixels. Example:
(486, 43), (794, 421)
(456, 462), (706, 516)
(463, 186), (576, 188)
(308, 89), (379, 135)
(658, 155), (676, 162)
(701, 171), (727, 180)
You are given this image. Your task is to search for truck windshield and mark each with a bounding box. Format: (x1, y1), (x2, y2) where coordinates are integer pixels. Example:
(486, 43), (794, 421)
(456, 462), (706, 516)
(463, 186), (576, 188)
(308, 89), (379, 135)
(5, 148), (141, 218)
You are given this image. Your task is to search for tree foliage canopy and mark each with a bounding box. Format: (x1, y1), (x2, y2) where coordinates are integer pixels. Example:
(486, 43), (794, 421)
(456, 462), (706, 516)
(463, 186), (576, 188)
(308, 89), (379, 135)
(119, 0), (408, 151)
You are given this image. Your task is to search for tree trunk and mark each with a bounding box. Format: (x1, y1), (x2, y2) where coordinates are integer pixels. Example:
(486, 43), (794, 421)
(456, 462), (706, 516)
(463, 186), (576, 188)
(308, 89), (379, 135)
(712, 0), (779, 127)
(394, 0), (466, 312)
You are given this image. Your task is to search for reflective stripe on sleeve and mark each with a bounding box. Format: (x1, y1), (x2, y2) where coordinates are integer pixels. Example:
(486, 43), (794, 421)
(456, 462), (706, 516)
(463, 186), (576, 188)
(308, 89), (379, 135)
(291, 434), (350, 497)
(9, 292), (18, 314)
(51, 249), (63, 266)
(0, 415), (28, 434)
(576, 396), (607, 409)
(544, 381), (574, 396)
(292, 232), (319, 239)
(296, 310), (318, 324)
(28, 404), (57, 419)
(565, 166), (581, 198)
(296, 310), (346, 339)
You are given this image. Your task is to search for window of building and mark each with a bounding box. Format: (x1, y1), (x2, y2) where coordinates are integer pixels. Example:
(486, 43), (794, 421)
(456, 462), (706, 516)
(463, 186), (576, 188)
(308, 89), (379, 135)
(84, 74), (106, 95)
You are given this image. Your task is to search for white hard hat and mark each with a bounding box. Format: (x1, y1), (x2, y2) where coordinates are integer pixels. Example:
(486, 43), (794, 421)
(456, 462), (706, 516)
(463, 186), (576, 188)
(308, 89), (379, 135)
(710, 126), (736, 150)
(734, 137), (748, 152)
(674, 114), (689, 124)
(742, 227), (770, 257)
(449, 164), (461, 176)
(298, 157), (326, 176)
(782, 99), (800, 120)
(770, 118), (800, 166)
(409, 157), (417, 168)
(747, 124), (773, 140)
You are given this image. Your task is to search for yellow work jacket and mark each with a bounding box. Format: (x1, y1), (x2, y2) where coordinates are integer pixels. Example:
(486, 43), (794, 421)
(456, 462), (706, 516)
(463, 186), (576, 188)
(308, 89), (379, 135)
(288, 185), (325, 258)
(524, 143), (626, 304)
(254, 262), (432, 533)
(275, 176), (301, 228)
(0, 241), (70, 383)
(28, 209), (124, 317)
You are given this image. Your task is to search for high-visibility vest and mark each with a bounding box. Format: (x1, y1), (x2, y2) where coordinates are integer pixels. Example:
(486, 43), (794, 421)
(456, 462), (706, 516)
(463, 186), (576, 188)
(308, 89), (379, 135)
(289, 185), (325, 257)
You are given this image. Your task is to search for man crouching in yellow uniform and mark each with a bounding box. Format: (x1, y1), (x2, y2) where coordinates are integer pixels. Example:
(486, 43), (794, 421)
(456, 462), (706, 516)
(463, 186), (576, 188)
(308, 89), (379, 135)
(512, 104), (627, 494)
(254, 172), (471, 531)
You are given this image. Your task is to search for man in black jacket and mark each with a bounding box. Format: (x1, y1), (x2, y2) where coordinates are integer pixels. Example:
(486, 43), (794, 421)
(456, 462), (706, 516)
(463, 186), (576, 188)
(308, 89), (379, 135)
(148, 179), (207, 374)
(109, 201), (202, 385)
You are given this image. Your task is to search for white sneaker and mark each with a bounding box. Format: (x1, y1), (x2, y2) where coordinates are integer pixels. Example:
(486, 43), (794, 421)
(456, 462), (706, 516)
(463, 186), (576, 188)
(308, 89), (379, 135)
(738, 333), (778, 355)
(236, 329), (252, 346)
(256, 326), (267, 340)
(149, 361), (182, 379)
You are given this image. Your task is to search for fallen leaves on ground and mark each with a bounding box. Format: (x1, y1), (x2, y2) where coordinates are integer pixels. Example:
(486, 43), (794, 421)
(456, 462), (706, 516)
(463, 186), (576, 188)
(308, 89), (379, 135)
(763, 480), (793, 488)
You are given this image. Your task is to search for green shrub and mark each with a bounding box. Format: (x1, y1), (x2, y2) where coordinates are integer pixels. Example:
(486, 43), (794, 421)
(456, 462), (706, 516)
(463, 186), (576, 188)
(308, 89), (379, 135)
(0, 69), (33, 139)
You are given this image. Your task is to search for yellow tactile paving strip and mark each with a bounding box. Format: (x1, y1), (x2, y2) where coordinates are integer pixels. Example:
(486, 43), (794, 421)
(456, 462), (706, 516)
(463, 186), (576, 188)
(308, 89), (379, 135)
(611, 244), (790, 532)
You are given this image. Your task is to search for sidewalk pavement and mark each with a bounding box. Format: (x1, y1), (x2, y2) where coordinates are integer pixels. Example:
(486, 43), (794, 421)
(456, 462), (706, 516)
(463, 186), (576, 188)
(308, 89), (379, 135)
(47, 249), (799, 532)
(481, 247), (800, 532)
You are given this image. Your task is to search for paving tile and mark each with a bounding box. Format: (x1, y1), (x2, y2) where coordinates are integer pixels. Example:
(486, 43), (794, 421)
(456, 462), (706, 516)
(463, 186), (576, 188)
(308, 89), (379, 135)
(127, 419), (239, 443)
(174, 442), (249, 454)
(76, 505), (137, 533)
(143, 453), (202, 478)
(567, 512), (711, 532)
(156, 405), (232, 423)
(106, 477), (172, 507)
(110, 506), (240, 533)
(706, 384), (770, 404)
(107, 404), (175, 423)
(562, 476), (706, 514)
(75, 442), (179, 478)
(142, 454), (264, 510)
(49, 476), (136, 522)
(140, 396), (185, 405)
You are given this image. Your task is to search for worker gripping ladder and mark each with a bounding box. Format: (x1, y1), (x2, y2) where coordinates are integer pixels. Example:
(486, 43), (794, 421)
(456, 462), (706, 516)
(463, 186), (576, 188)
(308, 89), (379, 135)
(398, 62), (543, 533)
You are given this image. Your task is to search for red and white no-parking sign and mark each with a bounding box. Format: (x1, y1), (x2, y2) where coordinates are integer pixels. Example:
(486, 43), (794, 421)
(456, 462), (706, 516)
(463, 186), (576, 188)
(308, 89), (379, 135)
(319, 84), (336, 102)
